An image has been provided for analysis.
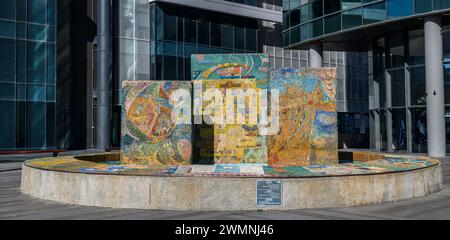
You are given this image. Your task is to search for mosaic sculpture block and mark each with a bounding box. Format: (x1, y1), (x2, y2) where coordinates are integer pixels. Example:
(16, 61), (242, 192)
(268, 68), (338, 166)
(121, 81), (192, 166)
(191, 54), (270, 164)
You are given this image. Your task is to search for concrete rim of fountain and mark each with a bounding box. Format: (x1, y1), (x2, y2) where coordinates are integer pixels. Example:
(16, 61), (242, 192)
(20, 151), (443, 211)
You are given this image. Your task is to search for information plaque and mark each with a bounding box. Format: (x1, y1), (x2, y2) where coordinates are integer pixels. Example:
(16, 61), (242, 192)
(256, 180), (282, 206)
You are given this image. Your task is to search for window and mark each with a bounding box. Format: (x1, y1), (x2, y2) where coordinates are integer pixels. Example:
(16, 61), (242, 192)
(434, 0), (450, 10)
(387, 0), (413, 19)
(0, 39), (15, 83)
(211, 23), (221, 47)
(185, 19), (197, 44)
(198, 21), (210, 45)
(311, 0), (323, 19)
(26, 102), (46, 149)
(387, 33), (405, 68)
(324, 0), (341, 15)
(0, 21), (15, 38)
(290, 26), (300, 45)
(415, 0), (432, 13)
(246, 28), (257, 51)
(28, 0), (47, 24)
(164, 15), (177, 41)
(0, 101), (15, 149)
(363, 1), (386, 25)
(222, 25), (234, 49)
(408, 29), (425, 65)
(300, 4), (309, 23)
(410, 66), (426, 106)
(312, 18), (323, 37)
(324, 14), (341, 34)
(234, 27), (245, 50)
(290, 8), (300, 27)
(342, 0), (361, 10)
(342, 8), (362, 30)
(0, 0), (16, 20)
(389, 69), (405, 107)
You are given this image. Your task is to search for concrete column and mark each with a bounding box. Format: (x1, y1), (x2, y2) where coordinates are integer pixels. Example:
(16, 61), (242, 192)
(385, 71), (393, 152)
(368, 42), (381, 151)
(96, 0), (112, 150)
(309, 42), (323, 68)
(424, 16), (446, 157)
(405, 64), (413, 153)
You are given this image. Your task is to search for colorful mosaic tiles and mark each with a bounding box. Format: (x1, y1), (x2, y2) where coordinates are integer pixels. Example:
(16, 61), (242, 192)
(25, 153), (439, 178)
(121, 81), (192, 166)
(268, 68), (338, 166)
(191, 54), (270, 164)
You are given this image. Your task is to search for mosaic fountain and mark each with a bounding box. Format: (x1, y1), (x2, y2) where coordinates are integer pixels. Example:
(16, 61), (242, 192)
(21, 54), (443, 210)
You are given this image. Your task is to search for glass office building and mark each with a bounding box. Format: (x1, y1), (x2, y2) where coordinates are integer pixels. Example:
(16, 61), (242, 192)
(283, 0), (450, 156)
(0, 0), (57, 151)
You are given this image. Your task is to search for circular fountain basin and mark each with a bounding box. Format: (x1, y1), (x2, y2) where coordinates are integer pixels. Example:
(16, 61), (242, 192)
(21, 152), (443, 211)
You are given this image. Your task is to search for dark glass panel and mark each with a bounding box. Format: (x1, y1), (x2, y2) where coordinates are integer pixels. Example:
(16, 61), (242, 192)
(0, 20), (16, 38)
(387, 32), (405, 68)
(185, 18), (197, 44)
(27, 85), (46, 101)
(222, 25), (234, 49)
(164, 15), (177, 41)
(198, 21), (210, 45)
(300, 23), (310, 41)
(342, 8), (362, 30)
(434, 0), (450, 10)
(48, 0), (56, 26)
(300, 4), (310, 23)
(408, 29), (425, 65)
(324, 14), (341, 34)
(290, 26), (300, 45)
(312, 18), (323, 37)
(387, 0), (413, 19)
(411, 108), (427, 153)
(28, 0), (47, 24)
(363, 1), (386, 25)
(342, 0), (361, 10)
(28, 23), (48, 41)
(392, 109), (407, 150)
(27, 41), (46, 84)
(211, 23), (222, 47)
(46, 102), (56, 148)
(47, 44), (55, 84)
(17, 41), (26, 83)
(234, 27), (245, 50)
(26, 101), (45, 149)
(415, 0), (432, 13)
(290, 8), (300, 27)
(324, 0), (341, 14)
(0, 39), (15, 83)
(246, 28), (257, 51)
(0, 83), (15, 100)
(311, 0), (323, 19)
(410, 66), (426, 106)
(0, 0), (16, 20)
(16, 101), (26, 149)
(17, 0), (26, 21)
(389, 69), (405, 107)
(0, 101), (15, 149)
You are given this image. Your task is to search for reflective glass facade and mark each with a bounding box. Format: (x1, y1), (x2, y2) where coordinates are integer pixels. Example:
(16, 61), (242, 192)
(369, 26), (450, 153)
(283, 0), (450, 47)
(0, 0), (57, 150)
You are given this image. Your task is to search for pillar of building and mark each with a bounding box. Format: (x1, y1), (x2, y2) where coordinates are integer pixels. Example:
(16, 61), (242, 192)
(368, 42), (381, 151)
(309, 42), (323, 68)
(96, 0), (112, 150)
(424, 15), (446, 157)
(385, 71), (393, 152)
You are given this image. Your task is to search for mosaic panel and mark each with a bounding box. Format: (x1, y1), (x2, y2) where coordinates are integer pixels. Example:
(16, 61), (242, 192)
(120, 81), (192, 166)
(268, 68), (338, 166)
